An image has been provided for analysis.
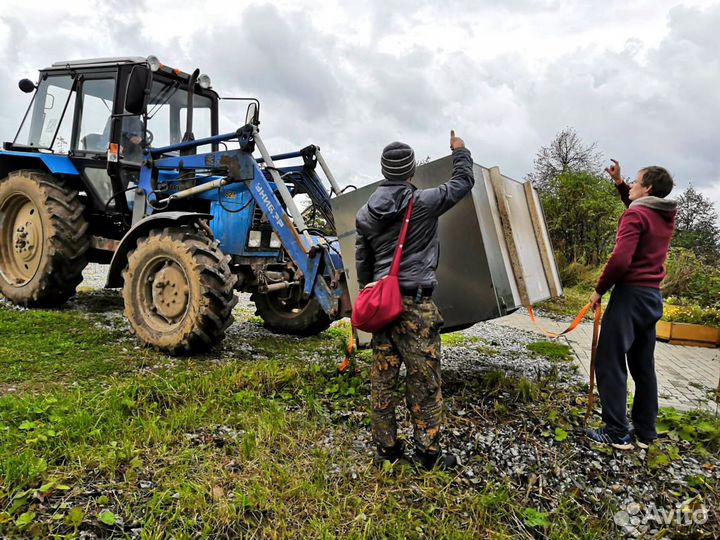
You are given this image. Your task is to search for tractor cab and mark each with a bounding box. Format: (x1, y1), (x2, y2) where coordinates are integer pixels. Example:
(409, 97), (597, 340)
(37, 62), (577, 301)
(1, 55), (349, 353)
(7, 56), (219, 238)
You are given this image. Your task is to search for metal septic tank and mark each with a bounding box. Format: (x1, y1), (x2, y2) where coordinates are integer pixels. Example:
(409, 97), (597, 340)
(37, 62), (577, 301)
(331, 154), (562, 337)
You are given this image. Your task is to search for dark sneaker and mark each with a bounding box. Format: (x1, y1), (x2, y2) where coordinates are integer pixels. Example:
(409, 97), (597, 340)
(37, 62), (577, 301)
(413, 448), (458, 470)
(374, 440), (406, 467)
(586, 427), (634, 450)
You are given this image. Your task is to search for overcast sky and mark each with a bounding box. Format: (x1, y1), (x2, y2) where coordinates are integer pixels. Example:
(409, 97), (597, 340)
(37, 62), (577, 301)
(1, 0), (718, 209)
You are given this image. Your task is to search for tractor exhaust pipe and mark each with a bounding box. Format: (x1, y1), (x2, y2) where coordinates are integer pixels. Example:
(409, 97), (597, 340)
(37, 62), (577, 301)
(181, 68), (200, 155)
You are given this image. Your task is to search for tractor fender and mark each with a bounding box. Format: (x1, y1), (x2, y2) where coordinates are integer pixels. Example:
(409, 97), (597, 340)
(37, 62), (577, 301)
(106, 212), (213, 288)
(0, 150), (81, 179)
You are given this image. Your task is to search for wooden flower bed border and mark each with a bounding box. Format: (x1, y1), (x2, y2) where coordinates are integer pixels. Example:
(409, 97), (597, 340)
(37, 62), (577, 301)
(656, 320), (720, 348)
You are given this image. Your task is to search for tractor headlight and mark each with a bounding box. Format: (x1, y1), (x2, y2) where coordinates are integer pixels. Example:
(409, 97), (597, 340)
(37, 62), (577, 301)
(248, 231), (262, 248)
(269, 233), (281, 248)
(198, 74), (212, 89)
(146, 55), (161, 72)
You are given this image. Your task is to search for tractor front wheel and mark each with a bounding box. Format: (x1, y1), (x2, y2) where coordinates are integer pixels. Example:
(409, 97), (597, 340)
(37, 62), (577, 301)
(251, 285), (332, 336)
(122, 227), (237, 354)
(0, 170), (89, 306)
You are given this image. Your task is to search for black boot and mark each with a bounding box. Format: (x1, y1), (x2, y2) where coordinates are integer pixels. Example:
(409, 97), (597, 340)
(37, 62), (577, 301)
(414, 448), (458, 470)
(374, 440), (406, 467)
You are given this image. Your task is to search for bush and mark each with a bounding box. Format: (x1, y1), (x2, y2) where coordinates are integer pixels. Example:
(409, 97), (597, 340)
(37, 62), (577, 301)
(662, 248), (720, 308)
(540, 171), (626, 265)
(558, 261), (602, 288)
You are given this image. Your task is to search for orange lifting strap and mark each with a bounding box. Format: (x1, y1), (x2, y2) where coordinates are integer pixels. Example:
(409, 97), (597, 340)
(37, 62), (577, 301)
(527, 302), (591, 338)
(342, 303), (603, 424)
(337, 334), (355, 374)
(585, 304), (602, 424)
(527, 302), (602, 425)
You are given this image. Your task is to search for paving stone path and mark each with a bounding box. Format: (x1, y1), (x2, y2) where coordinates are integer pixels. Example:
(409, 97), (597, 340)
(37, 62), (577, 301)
(495, 309), (720, 412)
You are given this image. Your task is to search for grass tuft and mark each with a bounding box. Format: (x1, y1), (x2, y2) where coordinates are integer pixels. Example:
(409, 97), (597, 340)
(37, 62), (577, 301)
(527, 341), (573, 362)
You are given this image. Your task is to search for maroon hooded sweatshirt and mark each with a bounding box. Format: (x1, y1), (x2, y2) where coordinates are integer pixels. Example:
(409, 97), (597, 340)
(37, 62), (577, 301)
(595, 183), (677, 296)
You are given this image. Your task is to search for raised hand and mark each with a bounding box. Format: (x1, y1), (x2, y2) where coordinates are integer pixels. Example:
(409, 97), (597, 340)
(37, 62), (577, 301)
(450, 130), (465, 150)
(605, 159), (622, 184)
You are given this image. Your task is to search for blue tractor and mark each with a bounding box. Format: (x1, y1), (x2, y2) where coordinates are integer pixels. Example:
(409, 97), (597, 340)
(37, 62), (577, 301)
(0, 56), (352, 353)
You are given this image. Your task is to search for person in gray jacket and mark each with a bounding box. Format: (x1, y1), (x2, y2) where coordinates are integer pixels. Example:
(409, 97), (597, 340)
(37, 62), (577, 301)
(355, 130), (474, 469)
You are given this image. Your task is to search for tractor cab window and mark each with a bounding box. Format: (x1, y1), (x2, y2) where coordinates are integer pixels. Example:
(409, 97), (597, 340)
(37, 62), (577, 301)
(14, 75), (76, 151)
(78, 78), (116, 153)
(145, 79), (213, 150)
(75, 78), (117, 209)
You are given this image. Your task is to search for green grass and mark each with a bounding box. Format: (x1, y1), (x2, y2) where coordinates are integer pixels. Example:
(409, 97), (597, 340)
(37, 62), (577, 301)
(526, 341), (573, 362)
(0, 360), (613, 539)
(0, 350), (517, 538)
(441, 332), (475, 347)
(440, 333), (497, 355)
(0, 304), (164, 390)
(0, 294), (717, 539)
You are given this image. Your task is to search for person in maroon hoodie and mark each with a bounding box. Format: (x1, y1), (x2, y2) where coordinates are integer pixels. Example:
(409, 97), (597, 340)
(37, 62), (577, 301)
(586, 159), (677, 450)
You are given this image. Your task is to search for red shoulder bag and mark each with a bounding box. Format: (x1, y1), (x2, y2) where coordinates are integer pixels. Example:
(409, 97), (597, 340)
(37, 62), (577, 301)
(351, 197), (414, 333)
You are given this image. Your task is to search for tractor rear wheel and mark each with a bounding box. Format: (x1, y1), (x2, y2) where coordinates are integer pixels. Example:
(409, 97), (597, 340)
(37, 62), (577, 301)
(251, 284), (332, 336)
(0, 170), (89, 306)
(122, 226), (237, 354)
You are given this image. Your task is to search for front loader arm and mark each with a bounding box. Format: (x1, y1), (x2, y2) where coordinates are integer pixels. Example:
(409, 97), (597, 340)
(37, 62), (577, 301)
(246, 169), (344, 317)
(135, 127), (346, 319)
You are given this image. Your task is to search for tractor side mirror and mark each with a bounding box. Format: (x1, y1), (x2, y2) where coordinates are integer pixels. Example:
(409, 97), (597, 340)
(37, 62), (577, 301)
(245, 102), (259, 126)
(18, 79), (36, 93)
(125, 65), (152, 115)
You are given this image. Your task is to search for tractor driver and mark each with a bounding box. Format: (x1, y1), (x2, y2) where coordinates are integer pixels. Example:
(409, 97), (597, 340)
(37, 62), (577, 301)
(120, 116), (145, 162)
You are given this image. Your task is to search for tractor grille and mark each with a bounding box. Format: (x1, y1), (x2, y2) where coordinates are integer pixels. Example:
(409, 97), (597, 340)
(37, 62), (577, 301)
(251, 204), (274, 231)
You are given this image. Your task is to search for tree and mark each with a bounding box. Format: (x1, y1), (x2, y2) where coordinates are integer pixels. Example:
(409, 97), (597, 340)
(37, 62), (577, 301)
(672, 185), (720, 265)
(527, 127), (604, 192)
(540, 170), (625, 265)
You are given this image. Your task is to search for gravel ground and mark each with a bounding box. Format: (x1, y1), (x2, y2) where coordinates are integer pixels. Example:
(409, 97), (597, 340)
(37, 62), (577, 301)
(2, 263), (711, 538)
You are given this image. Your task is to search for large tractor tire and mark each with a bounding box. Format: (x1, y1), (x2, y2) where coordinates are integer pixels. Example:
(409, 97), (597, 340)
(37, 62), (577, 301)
(251, 285), (332, 336)
(0, 170), (89, 306)
(122, 226), (237, 354)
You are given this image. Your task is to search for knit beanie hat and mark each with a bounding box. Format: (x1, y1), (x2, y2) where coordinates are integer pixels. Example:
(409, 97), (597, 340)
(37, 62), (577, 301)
(381, 141), (416, 181)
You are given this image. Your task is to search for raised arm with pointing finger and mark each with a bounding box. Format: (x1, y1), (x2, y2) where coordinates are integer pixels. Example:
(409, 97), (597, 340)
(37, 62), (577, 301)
(605, 158), (631, 208)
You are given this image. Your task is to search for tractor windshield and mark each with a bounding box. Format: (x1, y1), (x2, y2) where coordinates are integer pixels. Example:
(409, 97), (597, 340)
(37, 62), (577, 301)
(145, 79), (213, 149)
(14, 75), (76, 151)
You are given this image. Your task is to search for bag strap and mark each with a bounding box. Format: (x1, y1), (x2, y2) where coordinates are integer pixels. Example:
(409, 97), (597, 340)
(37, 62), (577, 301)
(388, 195), (415, 277)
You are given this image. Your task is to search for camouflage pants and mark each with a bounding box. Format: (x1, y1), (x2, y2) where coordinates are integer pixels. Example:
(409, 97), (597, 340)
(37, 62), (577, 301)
(371, 296), (444, 454)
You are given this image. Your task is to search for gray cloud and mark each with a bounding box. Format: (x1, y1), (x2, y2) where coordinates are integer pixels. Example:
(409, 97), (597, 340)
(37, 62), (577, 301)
(517, 4), (720, 191)
(0, 0), (717, 210)
(193, 4), (342, 120)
